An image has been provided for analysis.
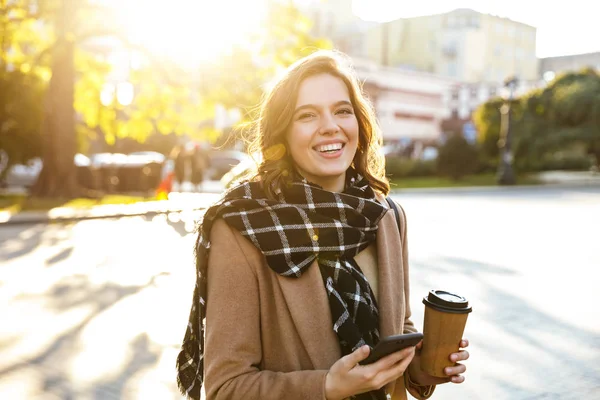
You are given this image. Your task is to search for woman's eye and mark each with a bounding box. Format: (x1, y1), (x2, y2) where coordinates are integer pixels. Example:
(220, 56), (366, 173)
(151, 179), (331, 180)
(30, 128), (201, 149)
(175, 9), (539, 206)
(336, 108), (353, 115)
(298, 113), (315, 120)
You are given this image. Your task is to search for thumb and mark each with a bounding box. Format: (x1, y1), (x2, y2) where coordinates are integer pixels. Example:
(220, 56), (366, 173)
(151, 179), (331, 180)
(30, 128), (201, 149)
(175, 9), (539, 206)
(341, 345), (370, 369)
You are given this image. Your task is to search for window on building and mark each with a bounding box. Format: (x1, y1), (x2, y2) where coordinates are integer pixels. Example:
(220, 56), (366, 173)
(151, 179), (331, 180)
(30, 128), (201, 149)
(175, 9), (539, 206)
(495, 22), (503, 35)
(469, 15), (480, 28)
(447, 16), (456, 28)
(448, 62), (458, 77)
(516, 48), (524, 60)
(507, 25), (515, 37)
(494, 44), (502, 56)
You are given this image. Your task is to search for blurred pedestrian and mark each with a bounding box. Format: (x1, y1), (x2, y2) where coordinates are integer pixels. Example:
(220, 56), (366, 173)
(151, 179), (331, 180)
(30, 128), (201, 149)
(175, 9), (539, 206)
(190, 144), (209, 191)
(170, 145), (186, 190)
(176, 50), (470, 400)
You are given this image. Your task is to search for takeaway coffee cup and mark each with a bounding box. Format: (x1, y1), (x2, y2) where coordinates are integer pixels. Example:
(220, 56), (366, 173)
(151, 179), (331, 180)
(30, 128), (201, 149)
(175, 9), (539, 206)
(420, 290), (472, 377)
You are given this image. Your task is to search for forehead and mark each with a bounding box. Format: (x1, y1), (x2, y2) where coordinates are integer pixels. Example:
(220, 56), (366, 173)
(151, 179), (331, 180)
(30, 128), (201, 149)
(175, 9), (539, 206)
(295, 73), (350, 106)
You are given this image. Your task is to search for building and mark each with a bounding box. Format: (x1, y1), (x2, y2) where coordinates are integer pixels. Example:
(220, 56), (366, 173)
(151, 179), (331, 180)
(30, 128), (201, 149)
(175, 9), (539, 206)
(308, 3), (539, 84)
(539, 51), (600, 79)
(444, 79), (544, 121)
(352, 59), (455, 142)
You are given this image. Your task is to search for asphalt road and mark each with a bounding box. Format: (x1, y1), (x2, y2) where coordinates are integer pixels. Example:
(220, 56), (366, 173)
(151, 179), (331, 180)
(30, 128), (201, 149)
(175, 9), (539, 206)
(0, 186), (598, 399)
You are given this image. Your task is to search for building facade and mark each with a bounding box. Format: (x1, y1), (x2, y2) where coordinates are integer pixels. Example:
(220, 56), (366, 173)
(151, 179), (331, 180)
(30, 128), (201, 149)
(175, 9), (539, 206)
(353, 59), (455, 142)
(539, 51), (600, 79)
(308, 3), (539, 84)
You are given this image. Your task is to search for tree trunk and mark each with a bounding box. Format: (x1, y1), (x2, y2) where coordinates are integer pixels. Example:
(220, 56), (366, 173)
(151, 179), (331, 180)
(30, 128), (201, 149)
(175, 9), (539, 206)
(31, 0), (79, 198)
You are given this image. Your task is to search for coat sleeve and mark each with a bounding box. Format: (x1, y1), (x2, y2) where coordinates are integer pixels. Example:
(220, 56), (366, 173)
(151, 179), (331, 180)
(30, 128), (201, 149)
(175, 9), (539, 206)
(204, 219), (329, 400)
(394, 203), (436, 399)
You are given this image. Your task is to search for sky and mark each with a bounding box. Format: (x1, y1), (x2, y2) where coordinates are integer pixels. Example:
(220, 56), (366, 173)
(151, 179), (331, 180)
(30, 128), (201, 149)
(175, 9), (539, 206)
(351, 0), (600, 58)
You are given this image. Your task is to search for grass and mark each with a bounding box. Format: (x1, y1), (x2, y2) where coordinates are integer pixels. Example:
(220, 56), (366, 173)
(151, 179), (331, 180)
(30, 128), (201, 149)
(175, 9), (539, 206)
(0, 194), (159, 213)
(389, 173), (543, 189)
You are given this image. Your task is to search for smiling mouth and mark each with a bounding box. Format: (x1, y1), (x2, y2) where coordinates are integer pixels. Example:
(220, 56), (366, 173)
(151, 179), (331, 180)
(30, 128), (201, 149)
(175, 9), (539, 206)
(314, 143), (345, 153)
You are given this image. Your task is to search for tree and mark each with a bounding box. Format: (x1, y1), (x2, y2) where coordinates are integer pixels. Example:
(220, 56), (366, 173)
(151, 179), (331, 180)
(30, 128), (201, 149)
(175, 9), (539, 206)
(0, 0), (49, 180)
(437, 134), (478, 180)
(473, 69), (600, 171)
(1, 0), (330, 198)
(0, 70), (45, 181)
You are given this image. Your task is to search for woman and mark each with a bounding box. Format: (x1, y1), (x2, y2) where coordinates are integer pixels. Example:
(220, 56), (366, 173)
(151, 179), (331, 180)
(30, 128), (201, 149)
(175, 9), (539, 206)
(176, 50), (470, 400)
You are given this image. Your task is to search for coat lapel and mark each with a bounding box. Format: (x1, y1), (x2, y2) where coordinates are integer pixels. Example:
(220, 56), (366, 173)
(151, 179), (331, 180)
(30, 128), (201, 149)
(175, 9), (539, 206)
(376, 205), (405, 338)
(276, 262), (341, 369)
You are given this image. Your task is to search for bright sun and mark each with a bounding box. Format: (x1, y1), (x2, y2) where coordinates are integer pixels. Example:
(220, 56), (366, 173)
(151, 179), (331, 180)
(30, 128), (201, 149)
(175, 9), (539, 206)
(113, 0), (268, 66)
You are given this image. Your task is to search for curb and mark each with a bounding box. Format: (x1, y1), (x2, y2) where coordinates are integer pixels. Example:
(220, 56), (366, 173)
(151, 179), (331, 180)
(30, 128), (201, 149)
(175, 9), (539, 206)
(0, 195), (222, 227)
(390, 180), (600, 195)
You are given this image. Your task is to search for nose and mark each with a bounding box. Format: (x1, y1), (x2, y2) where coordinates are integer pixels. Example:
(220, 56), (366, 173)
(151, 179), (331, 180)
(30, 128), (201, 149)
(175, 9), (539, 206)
(319, 112), (339, 135)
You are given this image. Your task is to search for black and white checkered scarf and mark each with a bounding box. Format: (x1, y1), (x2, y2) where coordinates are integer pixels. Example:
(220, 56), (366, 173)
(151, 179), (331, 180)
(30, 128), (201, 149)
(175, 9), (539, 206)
(177, 170), (389, 400)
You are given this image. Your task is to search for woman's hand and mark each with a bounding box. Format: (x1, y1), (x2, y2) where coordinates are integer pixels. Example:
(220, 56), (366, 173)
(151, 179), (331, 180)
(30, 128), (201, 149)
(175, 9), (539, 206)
(408, 338), (470, 386)
(325, 345), (415, 400)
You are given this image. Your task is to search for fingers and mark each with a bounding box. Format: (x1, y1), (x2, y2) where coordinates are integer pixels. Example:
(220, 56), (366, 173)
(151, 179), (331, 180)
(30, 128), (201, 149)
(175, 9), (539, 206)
(376, 348), (415, 383)
(460, 338), (469, 348)
(445, 363), (466, 376)
(450, 350), (470, 363)
(342, 345), (371, 370)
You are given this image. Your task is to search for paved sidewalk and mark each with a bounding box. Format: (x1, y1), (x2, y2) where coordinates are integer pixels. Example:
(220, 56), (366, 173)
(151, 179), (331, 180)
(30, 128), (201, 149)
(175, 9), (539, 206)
(1, 171), (598, 226)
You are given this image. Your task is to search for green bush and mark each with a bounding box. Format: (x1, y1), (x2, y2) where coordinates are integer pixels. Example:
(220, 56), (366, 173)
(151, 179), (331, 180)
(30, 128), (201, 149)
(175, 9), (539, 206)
(385, 157), (436, 178)
(518, 153), (593, 172)
(437, 135), (479, 180)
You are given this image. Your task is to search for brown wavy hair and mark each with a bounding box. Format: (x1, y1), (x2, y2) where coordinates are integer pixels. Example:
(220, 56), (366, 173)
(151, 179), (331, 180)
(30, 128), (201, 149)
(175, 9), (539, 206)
(247, 50), (389, 198)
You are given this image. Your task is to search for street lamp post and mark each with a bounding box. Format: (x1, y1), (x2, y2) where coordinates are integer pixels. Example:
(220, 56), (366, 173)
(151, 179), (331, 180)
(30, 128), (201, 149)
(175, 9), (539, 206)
(497, 76), (518, 185)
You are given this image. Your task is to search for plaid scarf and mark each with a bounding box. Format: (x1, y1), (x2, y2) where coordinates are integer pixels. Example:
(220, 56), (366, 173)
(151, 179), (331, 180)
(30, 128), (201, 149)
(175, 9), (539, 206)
(177, 170), (389, 400)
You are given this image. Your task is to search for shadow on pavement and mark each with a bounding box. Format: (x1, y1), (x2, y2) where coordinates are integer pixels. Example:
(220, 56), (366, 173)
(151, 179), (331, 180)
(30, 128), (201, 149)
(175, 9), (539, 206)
(0, 224), (51, 262)
(45, 246), (74, 266)
(91, 334), (160, 400)
(412, 255), (600, 399)
(1, 272), (170, 399)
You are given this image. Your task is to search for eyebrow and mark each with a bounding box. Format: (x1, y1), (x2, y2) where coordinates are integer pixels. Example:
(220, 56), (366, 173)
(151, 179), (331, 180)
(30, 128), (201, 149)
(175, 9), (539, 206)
(293, 100), (353, 114)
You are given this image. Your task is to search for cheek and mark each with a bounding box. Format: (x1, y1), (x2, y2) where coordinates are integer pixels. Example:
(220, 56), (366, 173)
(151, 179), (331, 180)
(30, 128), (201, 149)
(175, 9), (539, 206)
(288, 125), (314, 149)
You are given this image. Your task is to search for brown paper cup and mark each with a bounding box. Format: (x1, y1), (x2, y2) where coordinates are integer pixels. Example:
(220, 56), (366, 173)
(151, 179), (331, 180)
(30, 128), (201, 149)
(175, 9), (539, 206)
(421, 290), (472, 378)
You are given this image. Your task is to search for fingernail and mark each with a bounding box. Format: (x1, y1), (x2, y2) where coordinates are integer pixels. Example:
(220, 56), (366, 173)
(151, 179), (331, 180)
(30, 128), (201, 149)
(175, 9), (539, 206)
(445, 367), (452, 375)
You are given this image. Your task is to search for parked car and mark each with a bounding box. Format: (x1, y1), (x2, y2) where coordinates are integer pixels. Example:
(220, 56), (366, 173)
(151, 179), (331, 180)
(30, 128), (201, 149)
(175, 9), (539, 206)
(2, 154), (91, 189)
(88, 152), (165, 193)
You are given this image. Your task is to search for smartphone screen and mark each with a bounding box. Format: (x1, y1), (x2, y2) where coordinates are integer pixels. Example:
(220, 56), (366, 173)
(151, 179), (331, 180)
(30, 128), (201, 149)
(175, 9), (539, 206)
(359, 332), (423, 365)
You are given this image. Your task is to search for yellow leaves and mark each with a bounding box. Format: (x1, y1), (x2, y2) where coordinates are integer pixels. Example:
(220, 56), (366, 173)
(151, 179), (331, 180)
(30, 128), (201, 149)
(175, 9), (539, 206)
(157, 119), (175, 135)
(105, 132), (116, 146)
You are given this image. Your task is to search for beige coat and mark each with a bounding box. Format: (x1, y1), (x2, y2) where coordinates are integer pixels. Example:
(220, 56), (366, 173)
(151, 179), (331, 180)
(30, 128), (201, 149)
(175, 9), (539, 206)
(204, 196), (428, 400)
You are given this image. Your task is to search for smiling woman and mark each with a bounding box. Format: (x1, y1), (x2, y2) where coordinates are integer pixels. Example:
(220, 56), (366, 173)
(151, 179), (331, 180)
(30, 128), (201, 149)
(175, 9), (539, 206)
(112, 0), (268, 65)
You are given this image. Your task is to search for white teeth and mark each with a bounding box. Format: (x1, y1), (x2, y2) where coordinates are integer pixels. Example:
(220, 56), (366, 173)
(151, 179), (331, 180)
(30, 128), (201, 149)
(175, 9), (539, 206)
(316, 143), (343, 152)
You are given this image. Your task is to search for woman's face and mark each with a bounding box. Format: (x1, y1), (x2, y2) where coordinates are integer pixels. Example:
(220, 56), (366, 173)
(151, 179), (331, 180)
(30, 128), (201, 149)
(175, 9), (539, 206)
(286, 73), (359, 192)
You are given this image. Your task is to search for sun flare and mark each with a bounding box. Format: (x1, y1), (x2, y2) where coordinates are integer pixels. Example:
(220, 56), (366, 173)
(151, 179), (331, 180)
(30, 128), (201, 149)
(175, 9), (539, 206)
(110, 0), (268, 66)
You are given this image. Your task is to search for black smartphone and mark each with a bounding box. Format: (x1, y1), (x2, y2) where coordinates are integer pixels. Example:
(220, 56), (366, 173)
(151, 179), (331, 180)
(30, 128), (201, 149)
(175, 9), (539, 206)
(359, 332), (424, 365)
